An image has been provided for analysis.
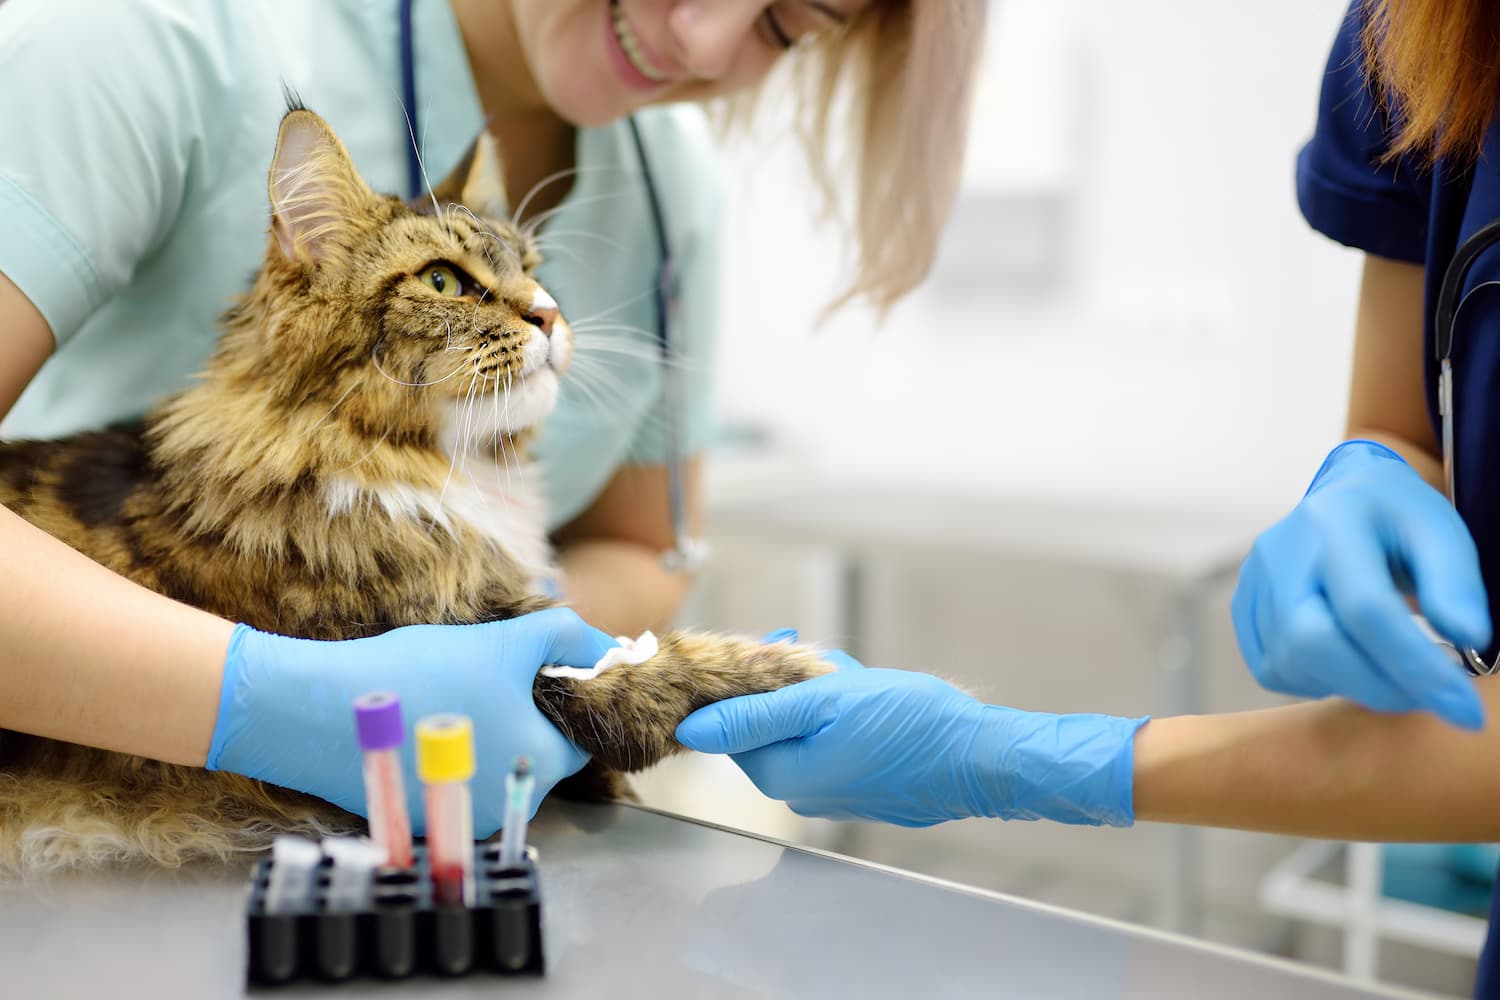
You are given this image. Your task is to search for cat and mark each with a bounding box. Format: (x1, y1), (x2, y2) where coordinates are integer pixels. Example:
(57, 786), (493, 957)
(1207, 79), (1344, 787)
(0, 105), (832, 873)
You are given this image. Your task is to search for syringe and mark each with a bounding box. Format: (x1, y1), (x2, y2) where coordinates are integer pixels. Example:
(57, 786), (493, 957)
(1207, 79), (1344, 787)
(353, 691), (414, 869)
(416, 714), (476, 907)
(497, 756), (535, 869)
(264, 835), (321, 914)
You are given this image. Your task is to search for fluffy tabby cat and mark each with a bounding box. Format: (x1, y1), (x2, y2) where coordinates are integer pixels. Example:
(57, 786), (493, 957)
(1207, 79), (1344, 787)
(0, 107), (831, 872)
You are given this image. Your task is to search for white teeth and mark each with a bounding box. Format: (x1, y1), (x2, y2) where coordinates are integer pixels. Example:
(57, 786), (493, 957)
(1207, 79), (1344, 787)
(612, 3), (670, 83)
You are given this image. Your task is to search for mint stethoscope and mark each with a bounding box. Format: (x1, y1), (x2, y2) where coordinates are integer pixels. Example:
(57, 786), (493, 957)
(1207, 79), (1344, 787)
(399, 0), (703, 574)
(1422, 218), (1500, 675)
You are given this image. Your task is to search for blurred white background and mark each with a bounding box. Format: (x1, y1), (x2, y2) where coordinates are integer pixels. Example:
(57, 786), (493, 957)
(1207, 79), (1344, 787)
(626, 2), (1484, 997)
(711, 0), (1359, 512)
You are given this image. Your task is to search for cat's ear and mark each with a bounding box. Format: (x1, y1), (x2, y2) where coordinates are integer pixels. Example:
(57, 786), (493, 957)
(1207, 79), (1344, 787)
(268, 109), (374, 264)
(421, 131), (508, 217)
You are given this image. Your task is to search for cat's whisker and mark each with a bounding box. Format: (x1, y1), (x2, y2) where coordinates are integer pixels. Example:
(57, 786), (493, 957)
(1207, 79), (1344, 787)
(468, 285), (493, 329)
(570, 321), (657, 337)
(556, 368), (616, 420)
(464, 367), (485, 472)
(564, 369), (674, 436)
(519, 189), (632, 238)
(558, 361), (654, 422)
(418, 95), (449, 241)
(562, 353), (640, 398)
(444, 202), (468, 245)
(509, 163), (627, 227)
(449, 202), (483, 232)
(502, 370), (520, 495)
(441, 369), (483, 502)
(527, 243), (586, 267)
(392, 88), (450, 241)
(449, 208), (504, 273)
(564, 284), (666, 328)
(299, 377), (365, 440)
(488, 372), (513, 497)
(530, 228), (631, 255)
(460, 371), (482, 472)
(372, 342), (471, 388)
(495, 371), (519, 497)
(328, 427), (392, 477)
(574, 341), (701, 372)
(570, 340), (699, 379)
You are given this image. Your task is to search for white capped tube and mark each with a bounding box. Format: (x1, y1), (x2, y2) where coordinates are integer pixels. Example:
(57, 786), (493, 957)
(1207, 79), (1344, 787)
(322, 836), (386, 912)
(264, 835), (321, 914)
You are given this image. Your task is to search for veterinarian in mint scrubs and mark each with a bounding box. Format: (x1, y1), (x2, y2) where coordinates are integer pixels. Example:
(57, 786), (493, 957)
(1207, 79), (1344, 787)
(0, 1), (986, 835)
(677, 6), (1500, 994)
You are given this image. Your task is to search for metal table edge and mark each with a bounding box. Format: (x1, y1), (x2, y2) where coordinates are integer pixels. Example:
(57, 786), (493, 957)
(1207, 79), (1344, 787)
(610, 802), (1447, 1000)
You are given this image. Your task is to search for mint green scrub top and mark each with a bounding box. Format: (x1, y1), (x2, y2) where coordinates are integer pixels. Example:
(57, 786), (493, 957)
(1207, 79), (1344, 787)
(0, 0), (721, 529)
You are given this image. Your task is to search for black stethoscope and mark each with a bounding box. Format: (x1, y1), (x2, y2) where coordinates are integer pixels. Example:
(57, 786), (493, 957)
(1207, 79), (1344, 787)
(1421, 218), (1500, 674)
(398, 0), (702, 573)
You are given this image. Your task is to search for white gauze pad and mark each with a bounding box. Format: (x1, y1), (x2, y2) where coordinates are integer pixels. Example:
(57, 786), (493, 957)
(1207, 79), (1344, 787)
(540, 630), (659, 681)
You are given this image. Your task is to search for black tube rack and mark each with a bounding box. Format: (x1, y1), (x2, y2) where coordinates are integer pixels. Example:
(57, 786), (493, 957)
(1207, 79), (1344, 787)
(246, 843), (543, 986)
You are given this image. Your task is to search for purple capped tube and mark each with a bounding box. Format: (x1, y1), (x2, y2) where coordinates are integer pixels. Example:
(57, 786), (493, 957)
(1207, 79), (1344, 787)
(353, 691), (413, 869)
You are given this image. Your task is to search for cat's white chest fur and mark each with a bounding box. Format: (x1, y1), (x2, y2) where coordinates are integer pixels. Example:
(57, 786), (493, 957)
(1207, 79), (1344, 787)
(321, 395), (561, 586)
(322, 462), (554, 586)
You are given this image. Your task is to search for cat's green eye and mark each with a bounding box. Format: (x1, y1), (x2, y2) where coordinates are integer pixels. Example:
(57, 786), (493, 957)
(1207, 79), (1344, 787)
(420, 264), (464, 298)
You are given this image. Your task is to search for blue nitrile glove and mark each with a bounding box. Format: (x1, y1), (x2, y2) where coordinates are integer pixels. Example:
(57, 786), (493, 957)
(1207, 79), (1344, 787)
(676, 657), (1148, 828)
(207, 608), (615, 836)
(1231, 440), (1491, 730)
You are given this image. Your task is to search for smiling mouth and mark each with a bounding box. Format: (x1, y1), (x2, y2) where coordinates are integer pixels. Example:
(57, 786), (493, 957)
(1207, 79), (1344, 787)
(611, 0), (671, 83)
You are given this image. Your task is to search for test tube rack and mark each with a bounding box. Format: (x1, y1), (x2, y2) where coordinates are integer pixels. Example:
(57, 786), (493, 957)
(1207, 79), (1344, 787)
(246, 843), (544, 985)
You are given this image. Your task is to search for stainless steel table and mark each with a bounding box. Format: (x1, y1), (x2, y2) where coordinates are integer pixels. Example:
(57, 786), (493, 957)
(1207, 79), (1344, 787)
(1, 802), (1431, 999)
(708, 484), (1270, 934)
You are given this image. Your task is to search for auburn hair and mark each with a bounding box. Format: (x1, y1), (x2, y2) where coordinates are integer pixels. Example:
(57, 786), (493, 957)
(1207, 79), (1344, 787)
(1361, 0), (1500, 164)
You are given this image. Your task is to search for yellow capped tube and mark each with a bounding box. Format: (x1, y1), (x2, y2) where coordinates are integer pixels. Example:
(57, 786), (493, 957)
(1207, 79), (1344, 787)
(416, 714), (475, 906)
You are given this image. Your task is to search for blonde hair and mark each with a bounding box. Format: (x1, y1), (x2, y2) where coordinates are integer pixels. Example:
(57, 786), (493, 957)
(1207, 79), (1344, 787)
(727, 1), (988, 315)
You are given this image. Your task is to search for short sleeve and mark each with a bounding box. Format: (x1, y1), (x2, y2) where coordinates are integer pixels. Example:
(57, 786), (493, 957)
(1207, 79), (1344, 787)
(1295, 1), (1428, 263)
(0, 0), (242, 343)
(622, 109), (724, 465)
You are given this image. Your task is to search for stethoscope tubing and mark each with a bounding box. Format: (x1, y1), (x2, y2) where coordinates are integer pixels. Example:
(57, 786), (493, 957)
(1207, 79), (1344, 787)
(1431, 220), (1500, 674)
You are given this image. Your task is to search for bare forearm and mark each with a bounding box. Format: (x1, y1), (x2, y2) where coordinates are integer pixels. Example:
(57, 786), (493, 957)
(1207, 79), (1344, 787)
(1346, 256), (1443, 490)
(1348, 429), (1443, 491)
(557, 539), (691, 635)
(0, 504), (234, 765)
(1134, 681), (1500, 840)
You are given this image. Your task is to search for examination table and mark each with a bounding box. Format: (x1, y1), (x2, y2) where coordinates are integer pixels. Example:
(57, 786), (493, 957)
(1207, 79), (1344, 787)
(1, 801), (1433, 998)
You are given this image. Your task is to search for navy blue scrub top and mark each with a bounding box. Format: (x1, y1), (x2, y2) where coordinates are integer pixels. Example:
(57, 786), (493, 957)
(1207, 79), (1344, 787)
(1299, 6), (1500, 996)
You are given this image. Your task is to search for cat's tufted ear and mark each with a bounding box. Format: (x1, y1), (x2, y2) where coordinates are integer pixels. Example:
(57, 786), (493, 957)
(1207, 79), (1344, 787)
(420, 130), (509, 217)
(269, 109), (374, 264)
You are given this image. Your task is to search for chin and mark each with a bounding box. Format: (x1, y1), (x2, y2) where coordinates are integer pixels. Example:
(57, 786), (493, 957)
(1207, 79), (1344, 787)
(538, 70), (635, 128)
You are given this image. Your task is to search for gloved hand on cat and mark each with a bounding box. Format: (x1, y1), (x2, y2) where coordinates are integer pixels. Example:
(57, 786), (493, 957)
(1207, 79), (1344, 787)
(676, 654), (1146, 828)
(208, 608), (615, 836)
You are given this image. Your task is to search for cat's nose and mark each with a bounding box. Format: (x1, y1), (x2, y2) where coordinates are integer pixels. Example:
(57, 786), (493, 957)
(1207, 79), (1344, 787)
(523, 288), (559, 339)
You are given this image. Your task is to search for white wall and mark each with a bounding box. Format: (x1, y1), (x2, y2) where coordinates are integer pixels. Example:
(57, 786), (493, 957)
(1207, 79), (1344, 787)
(710, 0), (1361, 517)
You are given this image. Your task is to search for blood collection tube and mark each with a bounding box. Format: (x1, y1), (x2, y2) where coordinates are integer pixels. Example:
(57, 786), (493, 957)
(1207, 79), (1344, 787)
(497, 756), (534, 869)
(353, 691), (413, 869)
(264, 835), (321, 914)
(322, 836), (385, 912)
(416, 714), (476, 907)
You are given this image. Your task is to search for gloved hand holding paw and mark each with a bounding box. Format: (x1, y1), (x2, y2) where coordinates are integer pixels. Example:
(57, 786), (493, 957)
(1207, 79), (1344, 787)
(677, 653), (1146, 828)
(209, 607), (616, 836)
